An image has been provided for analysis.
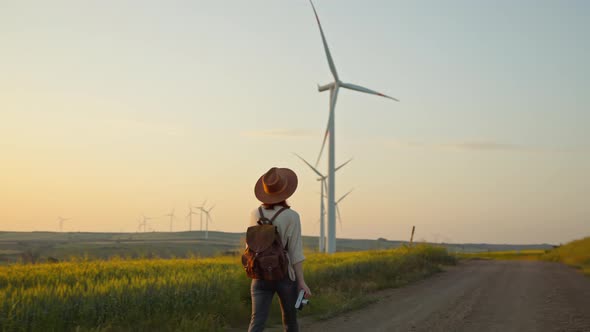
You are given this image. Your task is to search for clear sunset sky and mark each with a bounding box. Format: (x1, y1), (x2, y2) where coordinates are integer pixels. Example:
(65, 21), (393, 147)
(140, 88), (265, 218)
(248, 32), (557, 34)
(1, 1), (588, 244)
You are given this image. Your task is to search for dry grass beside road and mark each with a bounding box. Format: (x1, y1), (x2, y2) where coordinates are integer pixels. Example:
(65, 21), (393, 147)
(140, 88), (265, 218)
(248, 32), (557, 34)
(542, 236), (590, 276)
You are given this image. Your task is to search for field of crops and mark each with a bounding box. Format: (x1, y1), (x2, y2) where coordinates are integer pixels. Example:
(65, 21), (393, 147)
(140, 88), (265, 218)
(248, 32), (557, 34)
(0, 245), (455, 331)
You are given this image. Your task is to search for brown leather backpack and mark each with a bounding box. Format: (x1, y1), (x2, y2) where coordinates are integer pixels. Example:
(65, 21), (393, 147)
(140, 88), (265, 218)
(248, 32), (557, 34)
(242, 206), (289, 280)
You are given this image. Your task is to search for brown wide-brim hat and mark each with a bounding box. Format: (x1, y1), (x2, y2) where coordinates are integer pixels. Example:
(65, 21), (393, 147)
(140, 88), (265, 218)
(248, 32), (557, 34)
(254, 167), (298, 204)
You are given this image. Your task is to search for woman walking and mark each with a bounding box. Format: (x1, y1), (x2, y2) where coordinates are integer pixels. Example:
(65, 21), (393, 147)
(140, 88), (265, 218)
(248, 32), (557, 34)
(248, 167), (312, 332)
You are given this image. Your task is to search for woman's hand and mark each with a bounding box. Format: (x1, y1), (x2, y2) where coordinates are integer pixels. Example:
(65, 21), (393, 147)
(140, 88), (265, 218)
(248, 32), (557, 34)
(298, 281), (312, 299)
(293, 262), (311, 298)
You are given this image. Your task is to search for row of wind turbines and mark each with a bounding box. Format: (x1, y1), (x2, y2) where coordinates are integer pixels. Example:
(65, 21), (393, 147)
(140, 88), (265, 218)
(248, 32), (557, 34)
(55, 201), (216, 239)
(299, 1), (399, 253)
(137, 201), (216, 238)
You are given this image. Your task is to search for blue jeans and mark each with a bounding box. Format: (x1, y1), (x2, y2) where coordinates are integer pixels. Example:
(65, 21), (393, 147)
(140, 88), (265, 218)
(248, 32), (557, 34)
(248, 277), (299, 332)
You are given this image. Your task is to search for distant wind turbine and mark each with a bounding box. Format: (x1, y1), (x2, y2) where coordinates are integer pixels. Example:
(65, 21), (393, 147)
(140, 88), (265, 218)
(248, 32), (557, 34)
(294, 153), (352, 252)
(199, 204), (215, 240)
(186, 204), (198, 231)
(137, 215), (151, 233)
(57, 216), (69, 233)
(309, 0), (398, 253)
(195, 200), (208, 232)
(164, 209), (175, 232)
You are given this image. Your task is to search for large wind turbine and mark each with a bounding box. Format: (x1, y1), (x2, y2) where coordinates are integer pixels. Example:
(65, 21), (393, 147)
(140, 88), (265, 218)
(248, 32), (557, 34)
(294, 153), (352, 252)
(309, 0), (398, 253)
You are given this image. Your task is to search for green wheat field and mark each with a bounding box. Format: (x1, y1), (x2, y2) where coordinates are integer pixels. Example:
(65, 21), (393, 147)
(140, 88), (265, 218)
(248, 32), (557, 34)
(0, 245), (455, 331)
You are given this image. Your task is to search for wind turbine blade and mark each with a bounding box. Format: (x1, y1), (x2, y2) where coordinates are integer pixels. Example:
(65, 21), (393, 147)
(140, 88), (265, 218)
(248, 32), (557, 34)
(322, 179), (329, 198)
(335, 157), (353, 172)
(315, 120), (329, 168)
(340, 82), (399, 102)
(294, 153), (324, 178)
(208, 204), (216, 213)
(336, 204), (343, 229)
(337, 188), (354, 204)
(315, 87), (339, 167)
(309, 0), (338, 81)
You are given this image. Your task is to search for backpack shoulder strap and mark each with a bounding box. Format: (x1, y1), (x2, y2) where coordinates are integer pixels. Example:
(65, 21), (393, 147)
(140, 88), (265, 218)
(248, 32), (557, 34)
(270, 207), (289, 250)
(257, 207), (271, 225)
(269, 207), (289, 224)
(257, 206), (290, 225)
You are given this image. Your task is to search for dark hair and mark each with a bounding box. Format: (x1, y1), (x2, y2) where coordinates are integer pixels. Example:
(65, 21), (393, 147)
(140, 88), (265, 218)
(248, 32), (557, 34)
(262, 200), (290, 210)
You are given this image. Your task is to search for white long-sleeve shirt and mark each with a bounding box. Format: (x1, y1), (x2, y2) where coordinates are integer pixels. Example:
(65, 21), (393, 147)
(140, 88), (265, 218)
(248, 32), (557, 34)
(250, 205), (306, 281)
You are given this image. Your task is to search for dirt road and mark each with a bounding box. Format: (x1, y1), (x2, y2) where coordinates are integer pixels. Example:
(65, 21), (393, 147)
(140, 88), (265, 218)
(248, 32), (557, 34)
(302, 260), (590, 332)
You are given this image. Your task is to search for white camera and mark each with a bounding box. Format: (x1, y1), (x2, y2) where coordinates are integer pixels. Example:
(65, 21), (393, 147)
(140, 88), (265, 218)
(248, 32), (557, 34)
(295, 290), (309, 310)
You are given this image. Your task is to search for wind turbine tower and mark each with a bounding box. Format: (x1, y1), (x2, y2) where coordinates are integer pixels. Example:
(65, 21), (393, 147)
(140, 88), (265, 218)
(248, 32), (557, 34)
(309, 0), (398, 253)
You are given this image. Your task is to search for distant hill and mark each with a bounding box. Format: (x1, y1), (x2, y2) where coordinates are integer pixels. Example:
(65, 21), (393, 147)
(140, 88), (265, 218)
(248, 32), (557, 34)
(0, 231), (554, 264)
